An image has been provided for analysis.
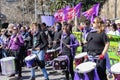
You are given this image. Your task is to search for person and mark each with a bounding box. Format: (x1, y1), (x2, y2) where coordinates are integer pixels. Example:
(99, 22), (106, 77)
(86, 17), (109, 80)
(105, 19), (111, 33)
(80, 20), (92, 52)
(41, 23), (53, 49)
(30, 22), (49, 80)
(60, 22), (79, 80)
(0, 28), (8, 56)
(52, 22), (62, 49)
(107, 23), (120, 36)
(7, 26), (24, 79)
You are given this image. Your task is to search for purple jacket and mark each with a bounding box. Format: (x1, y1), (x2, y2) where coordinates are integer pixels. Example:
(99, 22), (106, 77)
(8, 34), (24, 50)
(60, 33), (79, 57)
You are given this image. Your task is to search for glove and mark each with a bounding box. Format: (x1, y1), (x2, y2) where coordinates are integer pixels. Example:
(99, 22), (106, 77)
(99, 54), (104, 60)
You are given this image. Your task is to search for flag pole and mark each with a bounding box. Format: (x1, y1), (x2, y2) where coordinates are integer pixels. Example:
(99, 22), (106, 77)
(74, 15), (78, 31)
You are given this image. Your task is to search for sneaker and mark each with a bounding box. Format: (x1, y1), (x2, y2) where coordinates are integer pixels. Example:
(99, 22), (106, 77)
(29, 77), (35, 80)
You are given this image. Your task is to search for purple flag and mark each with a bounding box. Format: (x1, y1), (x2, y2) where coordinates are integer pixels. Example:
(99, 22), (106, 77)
(54, 2), (82, 22)
(54, 6), (70, 22)
(82, 3), (100, 23)
(74, 2), (82, 17)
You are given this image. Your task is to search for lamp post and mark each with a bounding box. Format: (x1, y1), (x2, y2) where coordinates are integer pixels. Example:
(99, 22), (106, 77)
(21, 0), (25, 25)
(35, 0), (37, 22)
(115, 0), (117, 18)
(0, 0), (1, 26)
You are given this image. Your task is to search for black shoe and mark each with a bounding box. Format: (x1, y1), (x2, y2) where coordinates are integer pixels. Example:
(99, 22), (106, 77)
(29, 77), (35, 80)
(45, 78), (49, 80)
(8, 74), (15, 77)
(17, 75), (22, 80)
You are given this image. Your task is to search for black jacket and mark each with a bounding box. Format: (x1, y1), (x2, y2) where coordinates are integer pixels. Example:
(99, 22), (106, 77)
(33, 31), (48, 50)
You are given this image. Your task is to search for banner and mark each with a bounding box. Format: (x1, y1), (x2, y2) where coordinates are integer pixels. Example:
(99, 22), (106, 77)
(82, 3), (100, 23)
(41, 16), (55, 26)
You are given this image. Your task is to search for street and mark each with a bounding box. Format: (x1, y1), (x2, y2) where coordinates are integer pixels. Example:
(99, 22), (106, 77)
(0, 66), (66, 80)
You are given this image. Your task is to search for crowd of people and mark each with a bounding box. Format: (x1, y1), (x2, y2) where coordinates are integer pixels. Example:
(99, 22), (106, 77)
(0, 16), (119, 80)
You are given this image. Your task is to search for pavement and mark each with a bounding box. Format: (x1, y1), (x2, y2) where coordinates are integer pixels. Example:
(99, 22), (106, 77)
(0, 65), (115, 80)
(0, 66), (66, 80)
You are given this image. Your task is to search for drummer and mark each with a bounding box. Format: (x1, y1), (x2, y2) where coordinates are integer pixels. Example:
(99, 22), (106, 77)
(86, 17), (109, 80)
(52, 22), (62, 49)
(7, 26), (24, 79)
(80, 20), (92, 52)
(30, 22), (49, 80)
(60, 22), (79, 80)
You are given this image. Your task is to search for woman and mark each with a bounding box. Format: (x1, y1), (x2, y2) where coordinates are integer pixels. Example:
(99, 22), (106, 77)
(7, 26), (24, 79)
(107, 23), (120, 36)
(86, 17), (109, 80)
(60, 22), (79, 80)
(30, 22), (49, 80)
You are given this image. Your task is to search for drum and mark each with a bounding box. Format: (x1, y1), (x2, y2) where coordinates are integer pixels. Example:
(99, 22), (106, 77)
(25, 54), (37, 68)
(53, 57), (68, 70)
(74, 52), (88, 66)
(27, 49), (32, 55)
(76, 61), (96, 73)
(45, 49), (56, 61)
(111, 62), (120, 80)
(0, 57), (15, 75)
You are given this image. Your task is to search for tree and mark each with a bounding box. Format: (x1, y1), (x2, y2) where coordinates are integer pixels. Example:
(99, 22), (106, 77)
(49, 0), (106, 13)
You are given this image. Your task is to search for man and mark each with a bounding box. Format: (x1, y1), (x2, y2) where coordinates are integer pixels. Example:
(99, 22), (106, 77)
(52, 22), (62, 49)
(41, 23), (53, 49)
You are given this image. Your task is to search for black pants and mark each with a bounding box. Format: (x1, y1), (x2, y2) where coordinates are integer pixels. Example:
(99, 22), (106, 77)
(20, 46), (27, 67)
(9, 50), (22, 76)
(87, 59), (107, 80)
(64, 55), (74, 80)
(0, 49), (2, 72)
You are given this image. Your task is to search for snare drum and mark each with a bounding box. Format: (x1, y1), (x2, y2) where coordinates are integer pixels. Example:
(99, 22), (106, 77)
(45, 49), (56, 61)
(25, 54), (37, 68)
(76, 61), (96, 73)
(0, 57), (15, 75)
(75, 52), (87, 66)
(111, 62), (120, 80)
(53, 57), (68, 70)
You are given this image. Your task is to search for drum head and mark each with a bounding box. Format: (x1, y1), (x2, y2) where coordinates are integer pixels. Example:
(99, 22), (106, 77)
(54, 57), (66, 61)
(0, 57), (15, 61)
(25, 54), (37, 61)
(46, 49), (56, 53)
(111, 62), (120, 74)
(76, 61), (96, 73)
(75, 52), (87, 59)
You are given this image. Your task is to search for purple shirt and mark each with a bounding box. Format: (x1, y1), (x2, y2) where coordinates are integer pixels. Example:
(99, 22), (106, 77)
(8, 34), (24, 50)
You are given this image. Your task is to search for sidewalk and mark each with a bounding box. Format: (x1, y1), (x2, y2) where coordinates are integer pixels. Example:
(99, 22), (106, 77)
(0, 66), (66, 80)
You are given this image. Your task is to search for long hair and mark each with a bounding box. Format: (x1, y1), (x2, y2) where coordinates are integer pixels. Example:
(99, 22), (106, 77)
(94, 17), (105, 33)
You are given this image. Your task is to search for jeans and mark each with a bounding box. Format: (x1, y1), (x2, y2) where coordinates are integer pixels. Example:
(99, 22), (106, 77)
(31, 50), (49, 79)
